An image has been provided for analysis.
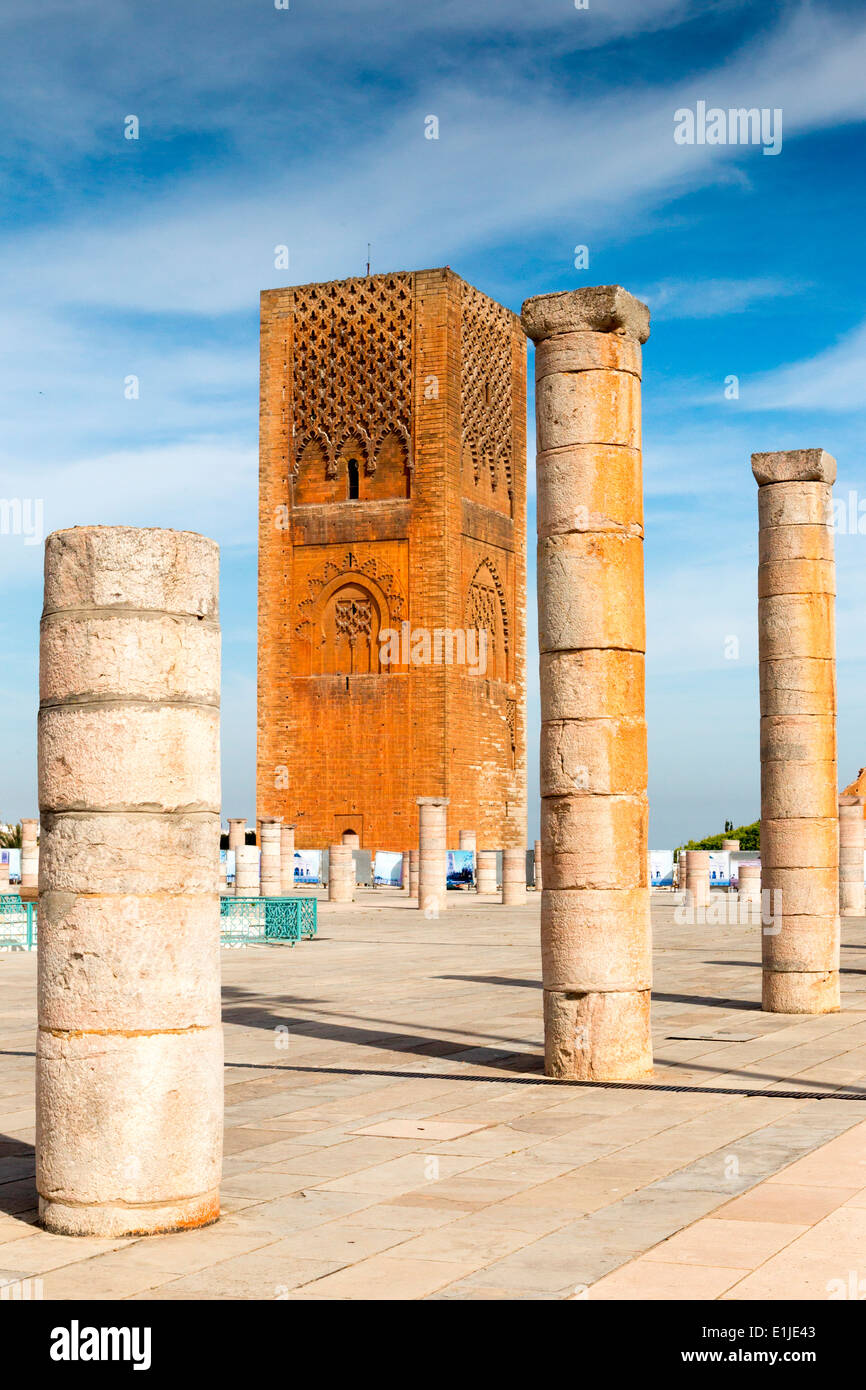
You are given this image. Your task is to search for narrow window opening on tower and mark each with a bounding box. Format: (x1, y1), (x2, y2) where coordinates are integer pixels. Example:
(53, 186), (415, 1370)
(347, 458), (360, 499)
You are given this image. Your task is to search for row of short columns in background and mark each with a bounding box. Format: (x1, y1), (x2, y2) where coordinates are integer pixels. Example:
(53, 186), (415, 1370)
(220, 825), (538, 902)
(222, 818), (296, 897)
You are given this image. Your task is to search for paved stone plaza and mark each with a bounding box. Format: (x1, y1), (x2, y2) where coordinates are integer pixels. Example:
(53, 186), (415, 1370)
(2, 891), (865, 1301)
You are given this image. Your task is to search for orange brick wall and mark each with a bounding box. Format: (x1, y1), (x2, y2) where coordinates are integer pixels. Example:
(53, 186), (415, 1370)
(258, 267), (527, 852)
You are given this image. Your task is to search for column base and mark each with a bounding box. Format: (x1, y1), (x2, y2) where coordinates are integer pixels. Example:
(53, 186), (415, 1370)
(762, 970), (840, 1014)
(418, 893), (447, 914)
(544, 988), (653, 1081)
(39, 1188), (221, 1238)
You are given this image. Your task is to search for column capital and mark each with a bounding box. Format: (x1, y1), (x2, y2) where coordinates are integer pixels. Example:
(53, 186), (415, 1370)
(521, 285), (650, 345)
(751, 448), (836, 486)
(417, 796), (450, 807)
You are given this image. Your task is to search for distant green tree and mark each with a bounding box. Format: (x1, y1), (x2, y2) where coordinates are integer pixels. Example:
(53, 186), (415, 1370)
(676, 820), (760, 856)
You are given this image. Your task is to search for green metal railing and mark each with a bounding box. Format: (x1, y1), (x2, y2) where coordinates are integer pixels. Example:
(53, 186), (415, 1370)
(219, 895), (317, 946)
(0, 895), (36, 951)
(0, 893), (316, 952)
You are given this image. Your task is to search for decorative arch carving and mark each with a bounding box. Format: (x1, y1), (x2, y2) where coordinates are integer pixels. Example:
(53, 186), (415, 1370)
(465, 557), (509, 682)
(295, 550), (406, 675)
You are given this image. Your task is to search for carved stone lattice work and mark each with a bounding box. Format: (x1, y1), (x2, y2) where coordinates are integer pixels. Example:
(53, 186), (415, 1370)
(290, 274), (414, 476)
(334, 597), (373, 646)
(461, 284), (514, 496)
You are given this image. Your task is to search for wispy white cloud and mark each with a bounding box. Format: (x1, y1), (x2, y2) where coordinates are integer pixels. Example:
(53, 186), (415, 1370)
(639, 275), (805, 318)
(744, 319), (866, 411)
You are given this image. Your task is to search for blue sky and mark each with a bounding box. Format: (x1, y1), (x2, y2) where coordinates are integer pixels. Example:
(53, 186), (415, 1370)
(1, 0), (865, 845)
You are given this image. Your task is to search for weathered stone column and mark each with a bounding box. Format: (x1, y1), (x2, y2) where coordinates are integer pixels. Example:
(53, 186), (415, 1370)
(476, 850), (498, 895)
(21, 818), (39, 889)
(754, 448), (839, 1014)
(280, 823), (296, 895)
(533, 839), (542, 891)
(227, 818), (246, 853)
(235, 845), (260, 897)
(328, 843), (354, 903)
(738, 862), (761, 921)
(259, 817), (282, 898)
(502, 846), (526, 906)
(0, 856), (11, 894)
(417, 797), (449, 914)
(341, 830), (360, 850)
(524, 284), (651, 1081)
(408, 848), (419, 897)
(686, 850), (711, 908)
(37, 525), (222, 1236)
(677, 852), (689, 898)
(219, 856), (228, 895)
(838, 797), (865, 918)
(722, 839), (740, 852)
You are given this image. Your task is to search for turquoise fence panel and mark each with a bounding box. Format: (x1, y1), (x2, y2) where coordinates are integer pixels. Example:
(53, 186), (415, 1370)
(0, 895), (36, 952)
(219, 896), (316, 945)
(298, 896), (317, 939)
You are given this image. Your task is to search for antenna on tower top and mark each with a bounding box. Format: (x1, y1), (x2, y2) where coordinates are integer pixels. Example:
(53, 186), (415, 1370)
(366, 244), (371, 276)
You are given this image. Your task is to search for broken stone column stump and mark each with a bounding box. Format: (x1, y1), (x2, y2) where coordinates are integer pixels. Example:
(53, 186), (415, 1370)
(37, 525), (223, 1237)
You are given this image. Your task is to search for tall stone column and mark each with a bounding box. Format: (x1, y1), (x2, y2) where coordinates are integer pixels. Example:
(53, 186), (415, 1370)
(502, 846), (526, 905)
(524, 284), (651, 1081)
(753, 449), (839, 1013)
(409, 848), (419, 897)
(686, 849), (711, 908)
(235, 845), (260, 897)
(259, 817), (282, 898)
(280, 823), (296, 895)
(417, 797), (449, 914)
(37, 526), (222, 1236)
(21, 818), (39, 889)
(533, 840), (542, 892)
(328, 843), (354, 903)
(838, 797), (865, 918)
(476, 850), (498, 895)
(227, 818), (246, 853)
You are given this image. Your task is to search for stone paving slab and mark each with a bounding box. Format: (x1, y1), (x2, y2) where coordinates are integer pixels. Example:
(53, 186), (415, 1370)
(0, 890), (864, 1300)
(587, 1116), (866, 1301)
